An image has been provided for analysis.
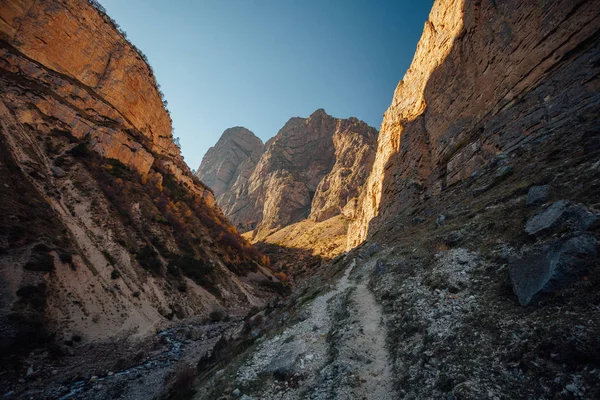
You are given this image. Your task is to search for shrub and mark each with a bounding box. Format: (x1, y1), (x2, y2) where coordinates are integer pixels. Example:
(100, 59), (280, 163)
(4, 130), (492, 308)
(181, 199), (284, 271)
(209, 310), (225, 322)
(136, 245), (163, 275)
(69, 142), (90, 158)
(111, 269), (121, 279)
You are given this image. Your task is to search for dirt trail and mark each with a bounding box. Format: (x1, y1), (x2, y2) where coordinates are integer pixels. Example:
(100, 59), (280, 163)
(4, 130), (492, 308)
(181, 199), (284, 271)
(231, 258), (396, 399)
(341, 276), (395, 399)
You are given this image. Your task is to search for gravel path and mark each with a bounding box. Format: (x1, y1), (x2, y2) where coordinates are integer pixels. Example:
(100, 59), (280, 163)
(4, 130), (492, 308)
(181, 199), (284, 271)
(233, 258), (396, 399)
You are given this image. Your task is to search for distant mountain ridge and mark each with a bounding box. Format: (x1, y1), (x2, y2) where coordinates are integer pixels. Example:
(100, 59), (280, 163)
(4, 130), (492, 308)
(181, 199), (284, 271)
(196, 109), (378, 254)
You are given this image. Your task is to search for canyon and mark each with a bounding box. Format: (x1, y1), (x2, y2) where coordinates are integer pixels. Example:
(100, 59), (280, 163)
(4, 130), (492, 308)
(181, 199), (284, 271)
(0, 0), (599, 399)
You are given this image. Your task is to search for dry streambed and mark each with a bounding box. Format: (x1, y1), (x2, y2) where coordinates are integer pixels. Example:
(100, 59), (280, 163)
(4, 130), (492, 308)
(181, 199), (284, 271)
(3, 320), (236, 400)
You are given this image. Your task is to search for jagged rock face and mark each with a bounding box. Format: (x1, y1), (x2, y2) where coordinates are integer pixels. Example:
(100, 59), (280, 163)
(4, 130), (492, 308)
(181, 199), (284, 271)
(0, 0), (279, 352)
(310, 121), (378, 222)
(0, 0), (176, 160)
(196, 127), (264, 199)
(348, 0), (600, 247)
(211, 109), (378, 240)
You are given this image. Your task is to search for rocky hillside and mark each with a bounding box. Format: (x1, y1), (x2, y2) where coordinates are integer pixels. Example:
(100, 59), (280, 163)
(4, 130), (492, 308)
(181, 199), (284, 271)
(0, 0), (281, 360)
(198, 109), (378, 255)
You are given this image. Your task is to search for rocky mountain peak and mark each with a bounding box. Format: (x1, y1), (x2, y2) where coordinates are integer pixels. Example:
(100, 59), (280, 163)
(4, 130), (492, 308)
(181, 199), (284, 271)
(196, 127), (264, 198)
(198, 110), (378, 241)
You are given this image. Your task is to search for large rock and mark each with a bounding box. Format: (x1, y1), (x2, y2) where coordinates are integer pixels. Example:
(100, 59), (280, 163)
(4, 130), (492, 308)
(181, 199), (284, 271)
(509, 234), (598, 305)
(348, 0), (600, 247)
(525, 200), (598, 236)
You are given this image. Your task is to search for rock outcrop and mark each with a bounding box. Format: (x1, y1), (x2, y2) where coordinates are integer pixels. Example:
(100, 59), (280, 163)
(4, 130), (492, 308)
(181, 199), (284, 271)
(0, 0), (281, 355)
(199, 109), (378, 241)
(348, 0), (600, 247)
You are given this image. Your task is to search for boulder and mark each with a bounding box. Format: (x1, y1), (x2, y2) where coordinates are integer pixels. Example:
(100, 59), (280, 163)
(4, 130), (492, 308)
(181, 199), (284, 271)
(509, 234), (598, 305)
(444, 231), (464, 247)
(525, 200), (598, 236)
(50, 166), (66, 178)
(375, 259), (387, 276)
(265, 340), (304, 379)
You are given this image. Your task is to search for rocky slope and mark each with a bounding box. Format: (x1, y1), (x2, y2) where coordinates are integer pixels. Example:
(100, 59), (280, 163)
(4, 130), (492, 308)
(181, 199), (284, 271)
(0, 0), (281, 367)
(198, 109), (378, 246)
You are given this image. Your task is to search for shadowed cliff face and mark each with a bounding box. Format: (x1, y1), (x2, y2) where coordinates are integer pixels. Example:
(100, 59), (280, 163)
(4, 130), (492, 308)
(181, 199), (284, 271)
(0, 0), (282, 354)
(199, 110), (378, 242)
(348, 0), (600, 247)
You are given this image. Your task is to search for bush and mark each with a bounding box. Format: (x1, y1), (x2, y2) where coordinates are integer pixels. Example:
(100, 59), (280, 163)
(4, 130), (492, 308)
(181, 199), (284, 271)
(136, 245), (163, 275)
(111, 269), (121, 279)
(69, 142), (90, 158)
(209, 310), (225, 322)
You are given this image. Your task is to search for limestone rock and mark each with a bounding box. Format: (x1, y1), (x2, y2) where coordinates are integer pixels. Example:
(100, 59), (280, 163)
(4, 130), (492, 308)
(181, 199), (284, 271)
(0, 0), (279, 355)
(526, 185), (550, 206)
(525, 200), (598, 236)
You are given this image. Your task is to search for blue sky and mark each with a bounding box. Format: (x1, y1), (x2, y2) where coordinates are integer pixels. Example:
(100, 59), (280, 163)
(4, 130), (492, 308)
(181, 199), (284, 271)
(99, 0), (433, 170)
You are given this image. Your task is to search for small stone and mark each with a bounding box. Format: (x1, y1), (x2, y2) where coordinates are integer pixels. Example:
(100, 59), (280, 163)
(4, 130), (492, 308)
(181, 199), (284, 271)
(495, 165), (513, 179)
(444, 231), (463, 247)
(436, 214), (447, 227)
(526, 185), (550, 206)
(305, 354), (314, 361)
(51, 166), (66, 178)
(565, 384), (577, 393)
(90, 376), (98, 381)
(375, 259), (387, 276)
(107, 371), (114, 376)
(232, 388), (241, 397)
(26, 366), (34, 376)
(472, 184), (492, 196)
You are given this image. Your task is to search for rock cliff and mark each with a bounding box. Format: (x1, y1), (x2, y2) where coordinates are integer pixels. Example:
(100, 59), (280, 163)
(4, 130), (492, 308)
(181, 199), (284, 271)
(195, 127), (264, 200)
(348, 0), (600, 247)
(0, 0), (281, 356)
(199, 110), (378, 242)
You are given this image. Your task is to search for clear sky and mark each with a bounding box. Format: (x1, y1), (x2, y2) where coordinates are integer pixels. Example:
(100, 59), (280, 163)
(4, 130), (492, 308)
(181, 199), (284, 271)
(99, 0), (433, 170)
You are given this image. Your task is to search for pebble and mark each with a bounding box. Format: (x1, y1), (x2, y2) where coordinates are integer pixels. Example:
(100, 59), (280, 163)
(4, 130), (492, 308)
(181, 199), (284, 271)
(232, 388), (241, 397)
(566, 384), (577, 393)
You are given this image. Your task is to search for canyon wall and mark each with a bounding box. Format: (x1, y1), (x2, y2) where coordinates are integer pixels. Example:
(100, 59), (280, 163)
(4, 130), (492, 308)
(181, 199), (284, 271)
(0, 0), (280, 354)
(348, 0), (600, 247)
